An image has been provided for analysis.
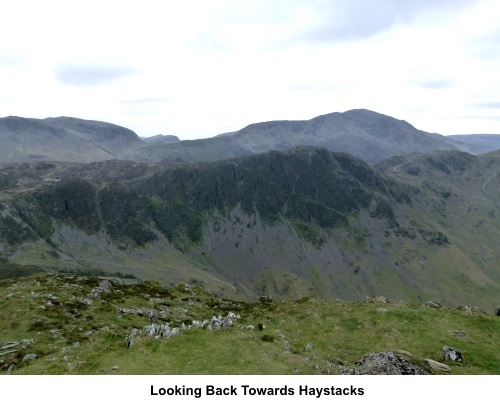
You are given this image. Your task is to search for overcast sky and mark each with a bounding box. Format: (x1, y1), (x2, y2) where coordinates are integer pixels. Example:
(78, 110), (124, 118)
(1, 0), (499, 139)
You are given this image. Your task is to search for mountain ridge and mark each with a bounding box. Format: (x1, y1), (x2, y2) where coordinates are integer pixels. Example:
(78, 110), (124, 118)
(2, 109), (499, 165)
(1, 147), (499, 309)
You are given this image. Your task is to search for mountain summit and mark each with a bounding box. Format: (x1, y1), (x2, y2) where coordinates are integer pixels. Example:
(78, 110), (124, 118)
(0, 116), (144, 163)
(123, 109), (467, 164)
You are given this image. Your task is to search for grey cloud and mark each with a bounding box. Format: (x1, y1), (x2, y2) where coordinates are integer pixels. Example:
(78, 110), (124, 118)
(297, 0), (479, 43)
(54, 64), (137, 86)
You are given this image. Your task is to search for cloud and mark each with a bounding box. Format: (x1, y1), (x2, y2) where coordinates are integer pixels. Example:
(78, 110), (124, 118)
(295, 0), (478, 43)
(0, 53), (24, 66)
(54, 64), (137, 86)
(118, 97), (172, 104)
(473, 101), (500, 109)
(413, 79), (455, 89)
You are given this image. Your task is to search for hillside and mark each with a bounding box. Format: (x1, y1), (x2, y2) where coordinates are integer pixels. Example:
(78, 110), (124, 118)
(0, 116), (145, 163)
(0, 272), (498, 375)
(0, 147), (499, 310)
(125, 109), (465, 164)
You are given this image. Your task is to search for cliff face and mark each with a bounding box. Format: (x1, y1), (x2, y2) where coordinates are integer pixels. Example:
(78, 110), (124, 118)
(0, 147), (499, 308)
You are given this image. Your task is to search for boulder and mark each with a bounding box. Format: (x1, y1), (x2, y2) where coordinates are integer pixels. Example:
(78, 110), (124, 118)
(424, 359), (451, 373)
(22, 353), (37, 362)
(442, 346), (463, 362)
(342, 351), (429, 375)
(0, 342), (19, 350)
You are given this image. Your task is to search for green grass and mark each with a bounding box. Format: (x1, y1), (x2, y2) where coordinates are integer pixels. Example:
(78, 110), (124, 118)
(0, 273), (498, 375)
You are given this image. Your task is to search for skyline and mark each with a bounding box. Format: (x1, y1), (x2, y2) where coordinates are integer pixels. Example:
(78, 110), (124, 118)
(1, 0), (499, 140)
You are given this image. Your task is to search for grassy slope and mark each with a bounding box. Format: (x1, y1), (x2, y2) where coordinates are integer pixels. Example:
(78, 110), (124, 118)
(1, 272), (498, 375)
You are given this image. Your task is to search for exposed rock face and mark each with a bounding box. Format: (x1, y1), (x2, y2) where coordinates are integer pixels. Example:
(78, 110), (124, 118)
(340, 351), (429, 375)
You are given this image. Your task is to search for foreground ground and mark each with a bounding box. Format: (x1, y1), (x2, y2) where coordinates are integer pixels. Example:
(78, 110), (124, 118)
(0, 271), (498, 375)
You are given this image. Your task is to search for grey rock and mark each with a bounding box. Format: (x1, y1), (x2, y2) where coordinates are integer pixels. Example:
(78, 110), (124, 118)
(342, 351), (429, 375)
(127, 328), (138, 348)
(425, 301), (442, 308)
(79, 298), (93, 305)
(457, 305), (472, 314)
(0, 342), (19, 350)
(424, 358), (451, 373)
(442, 346), (463, 362)
(22, 353), (37, 362)
(0, 349), (17, 357)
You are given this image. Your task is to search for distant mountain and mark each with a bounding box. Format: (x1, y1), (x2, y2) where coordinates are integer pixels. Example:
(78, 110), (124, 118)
(1, 147), (498, 309)
(0, 116), (145, 163)
(124, 109), (467, 164)
(141, 134), (180, 145)
(447, 134), (500, 154)
(2, 110), (499, 165)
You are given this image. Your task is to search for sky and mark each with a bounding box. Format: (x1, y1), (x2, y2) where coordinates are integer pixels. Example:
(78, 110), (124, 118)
(1, 0), (499, 139)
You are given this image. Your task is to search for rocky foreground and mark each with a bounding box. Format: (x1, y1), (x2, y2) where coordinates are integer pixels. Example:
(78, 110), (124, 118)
(1, 272), (498, 375)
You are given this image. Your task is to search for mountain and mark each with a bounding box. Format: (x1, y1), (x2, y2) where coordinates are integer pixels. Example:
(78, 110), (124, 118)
(447, 134), (500, 154)
(1, 147), (499, 309)
(124, 109), (466, 164)
(2, 110), (499, 166)
(0, 116), (145, 163)
(141, 134), (181, 145)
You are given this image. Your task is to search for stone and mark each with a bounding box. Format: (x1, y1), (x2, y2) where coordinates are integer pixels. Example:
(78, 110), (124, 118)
(457, 305), (472, 314)
(424, 359), (451, 373)
(0, 350), (17, 357)
(425, 301), (442, 308)
(0, 342), (19, 350)
(496, 306), (500, 316)
(127, 328), (138, 348)
(394, 350), (413, 358)
(79, 298), (93, 305)
(344, 351), (429, 375)
(22, 353), (37, 362)
(449, 329), (465, 337)
(305, 342), (312, 351)
(377, 307), (388, 313)
(442, 346), (463, 362)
